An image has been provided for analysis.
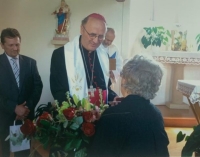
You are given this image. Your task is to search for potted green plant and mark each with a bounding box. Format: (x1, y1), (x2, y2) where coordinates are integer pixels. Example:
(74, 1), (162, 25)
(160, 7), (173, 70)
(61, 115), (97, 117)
(177, 124), (200, 157)
(141, 26), (171, 49)
(195, 34), (200, 51)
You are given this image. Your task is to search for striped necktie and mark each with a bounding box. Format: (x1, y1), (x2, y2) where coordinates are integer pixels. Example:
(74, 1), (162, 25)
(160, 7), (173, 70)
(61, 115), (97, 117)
(11, 58), (20, 87)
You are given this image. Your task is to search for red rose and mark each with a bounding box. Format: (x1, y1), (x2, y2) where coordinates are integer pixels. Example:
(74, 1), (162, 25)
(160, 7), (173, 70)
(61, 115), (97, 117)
(63, 107), (76, 120)
(82, 111), (93, 122)
(20, 119), (36, 136)
(40, 112), (49, 119)
(37, 111), (51, 126)
(82, 122), (95, 137)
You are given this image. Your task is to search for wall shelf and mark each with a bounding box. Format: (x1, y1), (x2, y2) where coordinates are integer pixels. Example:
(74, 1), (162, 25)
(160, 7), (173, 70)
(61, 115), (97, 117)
(51, 39), (69, 46)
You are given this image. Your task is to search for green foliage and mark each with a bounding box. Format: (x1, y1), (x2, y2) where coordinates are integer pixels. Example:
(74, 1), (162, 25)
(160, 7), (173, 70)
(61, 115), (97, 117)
(195, 34), (200, 51)
(177, 131), (187, 142)
(176, 124), (200, 157)
(141, 26), (171, 49)
(24, 91), (109, 157)
(34, 110), (87, 156)
(82, 98), (91, 111)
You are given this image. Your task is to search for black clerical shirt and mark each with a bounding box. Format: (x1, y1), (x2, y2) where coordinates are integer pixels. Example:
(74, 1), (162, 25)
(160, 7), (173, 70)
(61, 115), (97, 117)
(79, 36), (116, 101)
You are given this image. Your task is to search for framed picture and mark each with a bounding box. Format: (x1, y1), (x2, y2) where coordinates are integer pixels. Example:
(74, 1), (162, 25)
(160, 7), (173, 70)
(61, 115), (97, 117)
(171, 30), (187, 51)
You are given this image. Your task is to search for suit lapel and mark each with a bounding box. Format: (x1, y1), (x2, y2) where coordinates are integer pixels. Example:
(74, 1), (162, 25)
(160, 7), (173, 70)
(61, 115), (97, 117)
(19, 55), (26, 91)
(1, 53), (19, 89)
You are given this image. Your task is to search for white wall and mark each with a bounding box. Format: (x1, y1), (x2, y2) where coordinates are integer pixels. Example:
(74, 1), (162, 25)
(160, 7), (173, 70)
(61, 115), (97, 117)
(3, 0), (200, 106)
(0, 0), (130, 106)
(128, 0), (200, 105)
(129, 0), (200, 56)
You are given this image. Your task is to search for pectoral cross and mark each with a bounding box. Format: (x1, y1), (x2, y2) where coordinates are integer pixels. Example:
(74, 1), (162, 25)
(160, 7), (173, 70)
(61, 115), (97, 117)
(88, 85), (96, 97)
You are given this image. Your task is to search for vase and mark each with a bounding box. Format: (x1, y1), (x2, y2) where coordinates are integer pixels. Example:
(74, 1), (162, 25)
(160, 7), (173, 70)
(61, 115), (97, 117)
(31, 139), (50, 157)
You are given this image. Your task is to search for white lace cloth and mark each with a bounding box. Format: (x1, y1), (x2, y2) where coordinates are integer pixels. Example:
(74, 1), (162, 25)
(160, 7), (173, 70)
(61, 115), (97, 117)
(176, 80), (200, 105)
(150, 51), (200, 65)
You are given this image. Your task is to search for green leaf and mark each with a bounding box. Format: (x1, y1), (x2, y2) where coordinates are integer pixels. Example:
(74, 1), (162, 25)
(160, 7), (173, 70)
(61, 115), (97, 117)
(82, 98), (91, 111)
(181, 124), (200, 156)
(166, 30), (171, 37)
(64, 131), (78, 138)
(51, 153), (56, 157)
(82, 98), (87, 107)
(64, 139), (73, 151)
(82, 134), (90, 144)
(157, 39), (161, 47)
(195, 34), (200, 40)
(152, 40), (156, 46)
(152, 27), (157, 34)
(60, 101), (70, 110)
(63, 121), (68, 128)
(56, 113), (66, 122)
(103, 104), (109, 110)
(77, 100), (82, 108)
(163, 37), (168, 42)
(185, 135), (190, 141)
(144, 27), (152, 35)
(177, 131), (186, 142)
(71, 139), (82, 150)
(141, 36), (146, 45)
(74, 117), (83, 125)
(50, 126), (59, 131)
(40, 120), (51, 128)
(147, 28), (152, 35)
(39, 136), (49, 146)
(198, 45), (200, 51)
(197, 38), (200, 45)
(73, 94), (80, 106)
(141, 36), (151, 49)
(70, 122), (80, 130)
(75, 148), (87, 157)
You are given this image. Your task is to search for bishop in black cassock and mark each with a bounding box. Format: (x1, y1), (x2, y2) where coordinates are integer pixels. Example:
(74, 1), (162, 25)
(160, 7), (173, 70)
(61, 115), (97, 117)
(50, 36), (117, 105)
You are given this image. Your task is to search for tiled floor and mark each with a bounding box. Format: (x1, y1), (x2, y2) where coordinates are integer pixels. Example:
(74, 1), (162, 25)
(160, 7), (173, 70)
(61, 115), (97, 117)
(166, 127), (194, 157)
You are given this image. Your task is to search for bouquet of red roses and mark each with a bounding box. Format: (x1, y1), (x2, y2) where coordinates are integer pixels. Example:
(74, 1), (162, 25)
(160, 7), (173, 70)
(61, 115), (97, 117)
(20, 92), (109, 157)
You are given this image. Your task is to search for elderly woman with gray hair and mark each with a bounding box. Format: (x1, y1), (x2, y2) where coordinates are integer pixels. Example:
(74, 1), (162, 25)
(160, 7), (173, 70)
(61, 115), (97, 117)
(88, 54), (169, 157)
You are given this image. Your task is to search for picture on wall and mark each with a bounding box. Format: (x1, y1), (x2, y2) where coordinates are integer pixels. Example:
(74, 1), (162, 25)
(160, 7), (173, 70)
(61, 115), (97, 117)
(171, 30), (187, 51)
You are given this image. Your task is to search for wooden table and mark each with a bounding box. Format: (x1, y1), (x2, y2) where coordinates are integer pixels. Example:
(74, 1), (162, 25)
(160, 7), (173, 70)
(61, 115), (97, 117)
(177, 80), (200, 124)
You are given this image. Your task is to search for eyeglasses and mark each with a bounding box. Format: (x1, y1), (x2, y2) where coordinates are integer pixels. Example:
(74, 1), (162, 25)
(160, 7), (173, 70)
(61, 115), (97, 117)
(82, 25), (104, 41)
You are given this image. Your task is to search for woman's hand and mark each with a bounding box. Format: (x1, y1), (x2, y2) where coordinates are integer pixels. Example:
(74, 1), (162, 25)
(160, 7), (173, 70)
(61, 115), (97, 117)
(110, 96), (120, 106)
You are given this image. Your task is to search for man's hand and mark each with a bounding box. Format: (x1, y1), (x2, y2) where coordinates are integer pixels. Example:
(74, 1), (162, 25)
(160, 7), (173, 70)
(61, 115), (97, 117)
(16, 115), (26, 121)
(15, 102), (30, 118)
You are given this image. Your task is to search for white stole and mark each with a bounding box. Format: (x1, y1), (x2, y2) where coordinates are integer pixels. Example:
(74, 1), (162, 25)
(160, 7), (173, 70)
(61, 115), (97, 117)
(64, 35), (109, 100)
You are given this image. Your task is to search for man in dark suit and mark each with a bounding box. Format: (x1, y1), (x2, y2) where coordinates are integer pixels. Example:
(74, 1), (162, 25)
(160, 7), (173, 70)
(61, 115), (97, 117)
(0, 28), (43, 157)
